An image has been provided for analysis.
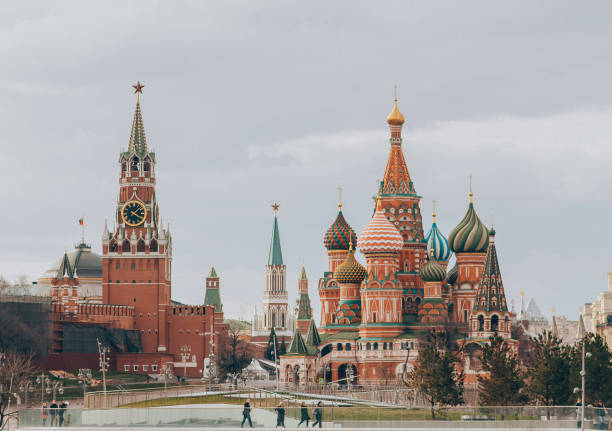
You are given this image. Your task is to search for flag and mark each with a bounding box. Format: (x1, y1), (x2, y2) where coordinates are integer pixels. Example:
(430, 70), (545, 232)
(79, 217), (84, 226)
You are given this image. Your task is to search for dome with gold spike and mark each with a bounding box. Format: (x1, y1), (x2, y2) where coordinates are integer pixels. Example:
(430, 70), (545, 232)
(419, 257), (446, 282)
(357, 197), (403, 254)
(448, 197), (489, 254)
(324, 209), (357, 251)
(334, 248), (367, 285)
(386, 99), (405, 126)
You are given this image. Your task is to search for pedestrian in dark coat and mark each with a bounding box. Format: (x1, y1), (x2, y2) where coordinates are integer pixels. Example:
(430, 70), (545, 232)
(58, 401), (68, 427)
(49, 401), (58, 427)
(298, 401), (310, 427)
(241, 398), (253, 428)
(312, 401), (323, 428)
(275, 402), (285, 428)
(596, 400), (606, 430)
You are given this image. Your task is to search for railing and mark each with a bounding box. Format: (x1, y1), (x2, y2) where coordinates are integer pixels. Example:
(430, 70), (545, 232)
(17, 405), (607, 429)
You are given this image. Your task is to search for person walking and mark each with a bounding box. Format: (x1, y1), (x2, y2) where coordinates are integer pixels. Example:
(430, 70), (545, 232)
(576, 398), (582, 429)
(41, 402), (48, 426)
(241, 398), (253, 428)
(275, 402), (285, 428)
(596, 400), (605, 430)
(312, 401), (323, 428)
(58, 401), (69, 427)
(49, 401), (58, 427)
(297, 401), (310, 427)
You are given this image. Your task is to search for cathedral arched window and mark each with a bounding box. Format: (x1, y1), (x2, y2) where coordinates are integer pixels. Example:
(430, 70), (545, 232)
(415, 297), (421, 307)
(407, 297), (413, 308)
(478, 315), (485, 331)
(366, 342), (371, 351)
(122, 240), (131, 253)
(272, 313), (276, 328)
(346, 343), (351, 351)
(491, 315), (499, 332)
(281, 312), (285, 327)
(373, 342), (378, 350)
(337, 343), (343, 351)
(137, 240), (145, 253)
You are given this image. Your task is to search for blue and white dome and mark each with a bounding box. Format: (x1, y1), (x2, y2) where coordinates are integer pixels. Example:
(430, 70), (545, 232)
(425, 221), (451, 262)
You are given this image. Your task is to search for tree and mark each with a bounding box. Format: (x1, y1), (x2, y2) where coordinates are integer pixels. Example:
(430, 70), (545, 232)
(478, 335), (527, 406)
(409, 330), (464, 419)
(0, 350), (36, 429)
(218, 327), (252, 377)
(0, 313), (42, 355)
(570, 333), (612, 405)
(265, 328), (277, 361)
(527, 331), (572, 406)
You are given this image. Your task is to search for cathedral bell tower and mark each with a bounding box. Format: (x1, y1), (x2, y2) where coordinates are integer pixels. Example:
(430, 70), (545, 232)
(102, 82), (173, 353)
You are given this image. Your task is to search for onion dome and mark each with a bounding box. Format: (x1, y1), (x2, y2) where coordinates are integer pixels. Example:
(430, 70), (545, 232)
(386, 99), (405, 126)
(446, 263), (458, 285)
(425, 209), (451, 261)
(324, 209), (357, 251)
(448, 194), (489, 253)
(357, 198), (403, 254)
(419, 258), (446, 282)
(334, 248), (367, 284)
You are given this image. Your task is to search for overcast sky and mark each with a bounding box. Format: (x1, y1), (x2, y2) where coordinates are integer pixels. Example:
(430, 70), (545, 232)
(1, 1), (611, 322)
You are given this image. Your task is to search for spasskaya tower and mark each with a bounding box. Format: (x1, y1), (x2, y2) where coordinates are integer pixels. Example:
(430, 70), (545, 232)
(102, 82), (173, 353)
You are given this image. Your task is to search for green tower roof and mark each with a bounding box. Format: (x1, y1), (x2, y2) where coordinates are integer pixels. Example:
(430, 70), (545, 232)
(207, 266), (218, 278)
(305, 319), (321, 346)
(287, 328), (308, 355)
(268, 213), (284, 266)
(128, 96), (148, 156)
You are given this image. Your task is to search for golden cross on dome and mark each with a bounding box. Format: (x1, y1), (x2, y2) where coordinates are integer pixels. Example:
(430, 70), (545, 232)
(469, 175), (473, 203)
(432, 200), (437, 223)
(394, 84), (398, 102)
(338, 186), (343, 210)
(271, 202), (279, 215)
(552, 307), (556, 315)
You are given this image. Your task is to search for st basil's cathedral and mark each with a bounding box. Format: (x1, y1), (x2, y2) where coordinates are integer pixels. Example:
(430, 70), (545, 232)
(279, 99), (514, 386)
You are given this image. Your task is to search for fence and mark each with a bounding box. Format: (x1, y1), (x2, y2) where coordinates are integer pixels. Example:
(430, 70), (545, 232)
(17, 405), (605, 429)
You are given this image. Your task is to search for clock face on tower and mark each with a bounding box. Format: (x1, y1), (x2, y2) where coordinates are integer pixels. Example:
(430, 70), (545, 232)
(121, 200), (147, 226)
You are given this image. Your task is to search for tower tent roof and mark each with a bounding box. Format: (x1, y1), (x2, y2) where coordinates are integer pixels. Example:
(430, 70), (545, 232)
(268, 214), (284, 266)
(299, 264), (307, 280)
(305, 319), (321, 346)
(287, 328), (308, 355)
(128, 94), (148, 156)
(472, 233), (508, 314)
(207, 266), (218, 278)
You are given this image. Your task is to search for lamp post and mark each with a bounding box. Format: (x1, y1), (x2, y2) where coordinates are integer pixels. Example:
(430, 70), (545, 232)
(97, 338), (110, 407)
(47, 380), (64, 402)
(180, 345), (191, 382)
(36, 372), (50, 404)
(575, 311), (592, 431)
(18, 380), (35, 407)
(78, 368), (92, 398)
(162, 362), (174, 392)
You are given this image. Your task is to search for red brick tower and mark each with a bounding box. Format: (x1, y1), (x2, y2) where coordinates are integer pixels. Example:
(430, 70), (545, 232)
(102, 82), (172, 353)
(378, 98), (427, 316)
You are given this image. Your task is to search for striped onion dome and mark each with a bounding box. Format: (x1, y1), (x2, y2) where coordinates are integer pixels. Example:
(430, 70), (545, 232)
(334, 248), (367, 284)
(448, 201), (489, 253)
(357, 198), (403, 254)
(446, 263), (458, 285)
(324, 209), (357, 251)
(425, 222), (451, 261)
(419, 258), (446, 282)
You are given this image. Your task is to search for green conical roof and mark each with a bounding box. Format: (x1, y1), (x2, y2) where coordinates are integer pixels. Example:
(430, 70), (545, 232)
(207, 266), (218, 278)
(305, 319), (321, 346)
(128, 98), (148, 155)
(472, 236), (508, 314)
(56, 251), (73, 279)
(287, 328), (308, 354)
(268, 214), (284, 266)
(299, 265), (307, 280)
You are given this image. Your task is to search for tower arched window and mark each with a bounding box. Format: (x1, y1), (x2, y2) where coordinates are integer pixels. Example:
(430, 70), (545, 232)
(110, 241), (118, 253)
(131, 157), (140, 172)
(478, 315), (485, 331)
(143, 158), (150, 172)
(150, 239), (158, 252)
(137, 239), (145, 253)
(122, 240), (131, 253)
(281, 312), (285, 327)
(272, 312), (276, 328)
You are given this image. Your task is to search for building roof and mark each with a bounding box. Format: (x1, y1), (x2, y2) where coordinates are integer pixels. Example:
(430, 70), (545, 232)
(305, 319), (321, 346)
(268, 213), (284, 266)
(425, 215), (451, 262)
(42, 241), (102, 280)
(128, 94), (148, 156)
(334, 249), (367, 285)
(357, 198), (403, 254)
(419, 256), (446, 283)
(207, 266), (218, 278)
(286, 328), (312, 355)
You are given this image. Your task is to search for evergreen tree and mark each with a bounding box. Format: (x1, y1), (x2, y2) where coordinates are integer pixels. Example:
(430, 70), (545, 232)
(279, 337), (287, 355)
(478, 334), (527, 406)
(570, 333), (612, 404)
(265, 327), (277, 361)
(410, 330), (464, 419)
(527, 331), (572, 406)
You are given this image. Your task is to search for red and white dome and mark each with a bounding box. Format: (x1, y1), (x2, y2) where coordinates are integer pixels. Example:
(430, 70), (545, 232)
(357, 198), (403, 254)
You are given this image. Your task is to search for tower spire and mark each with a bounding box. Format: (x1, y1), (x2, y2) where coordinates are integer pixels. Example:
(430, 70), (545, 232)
(338, 186), (343, 211)
(268, 203), (283, 265)
(128, 81), (147, 155)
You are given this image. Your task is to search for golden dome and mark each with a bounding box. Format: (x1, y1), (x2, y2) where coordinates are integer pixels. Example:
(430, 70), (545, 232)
(386, 99), (405, 126)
